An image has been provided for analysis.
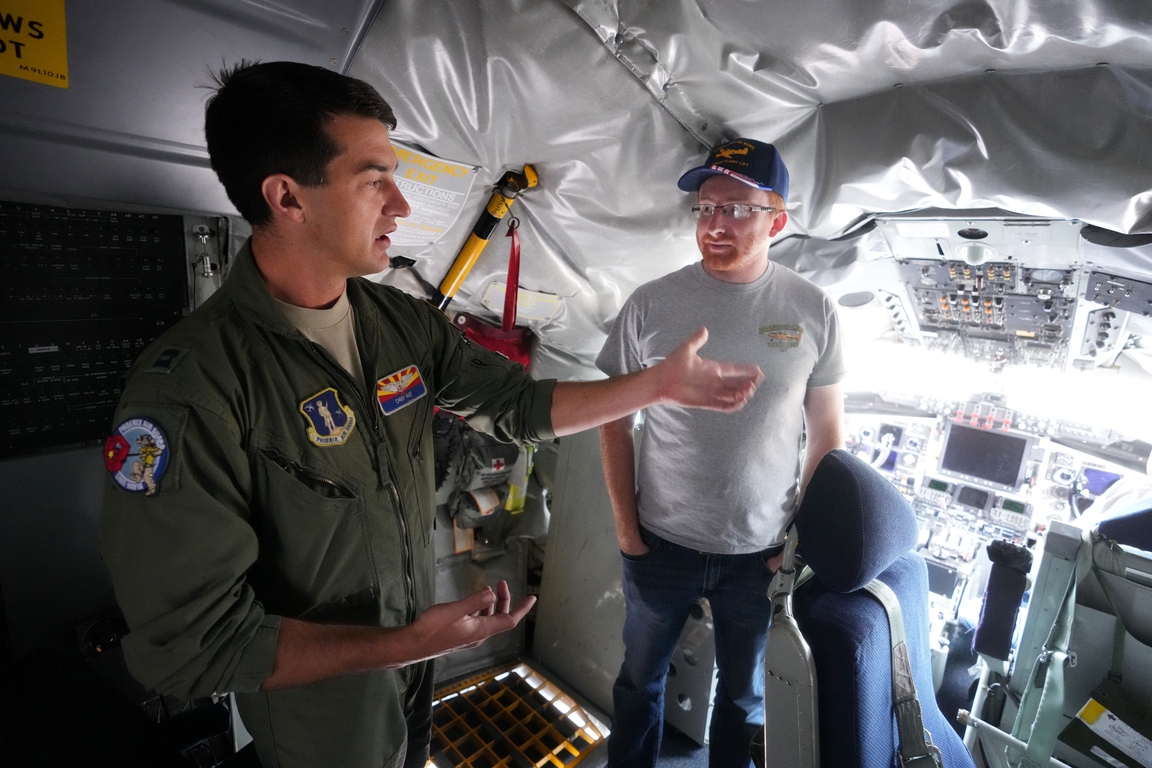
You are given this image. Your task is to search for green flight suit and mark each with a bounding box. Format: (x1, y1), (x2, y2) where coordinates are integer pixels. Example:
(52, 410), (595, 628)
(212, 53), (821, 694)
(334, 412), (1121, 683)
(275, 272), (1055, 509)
(101, 240), (555, 768)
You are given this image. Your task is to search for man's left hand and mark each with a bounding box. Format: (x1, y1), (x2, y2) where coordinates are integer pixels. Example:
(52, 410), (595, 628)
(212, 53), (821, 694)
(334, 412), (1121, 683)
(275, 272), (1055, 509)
(409, 580), (535, 657)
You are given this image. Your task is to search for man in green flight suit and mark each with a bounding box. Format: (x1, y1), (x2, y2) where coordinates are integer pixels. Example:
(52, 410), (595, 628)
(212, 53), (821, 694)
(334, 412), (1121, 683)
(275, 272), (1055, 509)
(100, 61), (764, 768)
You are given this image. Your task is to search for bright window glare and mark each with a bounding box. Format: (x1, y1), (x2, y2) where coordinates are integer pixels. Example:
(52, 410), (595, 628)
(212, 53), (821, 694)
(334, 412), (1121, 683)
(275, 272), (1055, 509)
(840, 316), (1152, 440)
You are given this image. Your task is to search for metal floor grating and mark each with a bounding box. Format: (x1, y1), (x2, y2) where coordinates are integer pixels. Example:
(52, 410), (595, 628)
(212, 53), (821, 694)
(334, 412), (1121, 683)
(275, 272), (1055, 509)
(429, 661), (609, 767)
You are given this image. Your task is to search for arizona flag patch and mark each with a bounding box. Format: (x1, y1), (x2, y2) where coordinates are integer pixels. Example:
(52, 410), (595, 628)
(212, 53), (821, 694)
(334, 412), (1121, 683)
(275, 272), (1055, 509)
(377, 365), (427, 416)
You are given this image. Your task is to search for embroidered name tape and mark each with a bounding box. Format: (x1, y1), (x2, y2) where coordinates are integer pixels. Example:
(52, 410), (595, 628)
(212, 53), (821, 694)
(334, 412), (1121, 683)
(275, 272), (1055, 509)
(105, 418), (169, 496)
(300, 388), (356, 446)
(377, 365), (427, 415)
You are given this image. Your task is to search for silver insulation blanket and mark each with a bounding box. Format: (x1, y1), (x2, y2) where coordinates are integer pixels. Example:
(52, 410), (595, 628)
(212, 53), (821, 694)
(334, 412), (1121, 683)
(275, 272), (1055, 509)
(350, 0), (1152, 375)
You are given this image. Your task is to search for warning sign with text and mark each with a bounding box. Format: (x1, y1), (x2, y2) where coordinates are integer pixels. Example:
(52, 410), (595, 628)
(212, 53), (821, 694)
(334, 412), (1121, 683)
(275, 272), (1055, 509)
(0, 0), (68, 88)
(391, 141), (477, 247)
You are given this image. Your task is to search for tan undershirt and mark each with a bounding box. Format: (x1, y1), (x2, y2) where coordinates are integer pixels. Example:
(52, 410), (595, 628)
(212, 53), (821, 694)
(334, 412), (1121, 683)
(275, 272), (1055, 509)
(274, 289), (366, 384)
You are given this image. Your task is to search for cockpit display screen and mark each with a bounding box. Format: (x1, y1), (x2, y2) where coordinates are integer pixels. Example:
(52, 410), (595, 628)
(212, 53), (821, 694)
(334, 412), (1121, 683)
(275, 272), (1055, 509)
(940, 424), (1028, 489)
(957, 486), (990, 509)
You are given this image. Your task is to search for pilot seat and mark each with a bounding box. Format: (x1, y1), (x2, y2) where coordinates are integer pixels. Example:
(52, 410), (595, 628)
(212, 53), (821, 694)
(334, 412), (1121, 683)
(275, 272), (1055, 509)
(761, 448), (976, 768)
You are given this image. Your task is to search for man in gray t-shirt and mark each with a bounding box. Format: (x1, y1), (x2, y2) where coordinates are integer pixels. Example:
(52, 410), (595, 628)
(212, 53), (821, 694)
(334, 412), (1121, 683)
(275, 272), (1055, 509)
(596, 139), (845, 768)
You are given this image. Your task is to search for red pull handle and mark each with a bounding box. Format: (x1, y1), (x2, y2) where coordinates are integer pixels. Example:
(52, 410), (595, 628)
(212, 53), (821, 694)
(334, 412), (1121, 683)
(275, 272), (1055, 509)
(502, 217), (520, 332)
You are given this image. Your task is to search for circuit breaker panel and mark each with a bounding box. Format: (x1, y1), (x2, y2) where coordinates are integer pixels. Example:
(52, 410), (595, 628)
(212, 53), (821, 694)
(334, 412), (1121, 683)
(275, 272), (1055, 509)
(873, 215), (1152, 373)
(0, 201), (188, 459)
(898, 260), (1079, 370)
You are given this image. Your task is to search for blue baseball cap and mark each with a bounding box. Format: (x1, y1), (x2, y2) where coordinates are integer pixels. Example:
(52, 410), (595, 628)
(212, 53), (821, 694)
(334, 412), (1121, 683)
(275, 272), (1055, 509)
(677, 138), (789, 201)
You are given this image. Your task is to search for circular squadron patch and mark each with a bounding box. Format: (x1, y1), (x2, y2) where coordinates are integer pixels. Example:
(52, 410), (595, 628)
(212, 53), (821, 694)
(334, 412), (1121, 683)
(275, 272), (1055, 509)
(104, 418), (169, 496)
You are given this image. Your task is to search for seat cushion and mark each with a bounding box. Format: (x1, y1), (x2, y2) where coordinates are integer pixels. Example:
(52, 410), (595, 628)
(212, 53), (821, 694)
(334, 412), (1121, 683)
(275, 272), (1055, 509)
(794, 553), (975, 768)
(796, 449), (920, 593)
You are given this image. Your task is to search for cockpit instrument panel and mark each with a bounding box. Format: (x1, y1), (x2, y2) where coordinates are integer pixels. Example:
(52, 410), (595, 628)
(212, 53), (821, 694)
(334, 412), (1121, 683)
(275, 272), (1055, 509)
(844, 390), (1147, 606)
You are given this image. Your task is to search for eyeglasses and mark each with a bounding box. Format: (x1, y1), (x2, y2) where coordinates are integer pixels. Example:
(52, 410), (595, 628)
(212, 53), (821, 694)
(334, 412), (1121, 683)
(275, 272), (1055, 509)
(691, 203), (783, 220)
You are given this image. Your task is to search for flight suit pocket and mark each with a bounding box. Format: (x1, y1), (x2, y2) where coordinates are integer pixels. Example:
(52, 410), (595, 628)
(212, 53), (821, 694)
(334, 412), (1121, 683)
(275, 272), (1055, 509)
(249, 450), (378, 620)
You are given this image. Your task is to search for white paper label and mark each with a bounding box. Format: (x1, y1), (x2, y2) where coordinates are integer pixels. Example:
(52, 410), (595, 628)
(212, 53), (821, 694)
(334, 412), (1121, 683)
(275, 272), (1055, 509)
(1003, 223), (1051, 244)
(452, 520), (474, 554)
(1093, 746), (1132, 768)
(390, 141), (477, 246)
(468, 487), (502, 516)
(1077, 699), (1152, 768)
(481, 281), (563, 321)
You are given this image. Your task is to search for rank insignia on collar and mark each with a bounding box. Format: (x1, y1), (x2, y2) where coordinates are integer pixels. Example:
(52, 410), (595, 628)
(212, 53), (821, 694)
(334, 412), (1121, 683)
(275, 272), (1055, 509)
(300, 388), (357, 447)
(105, 418), (169, 496)
(377, 365), (427, 416)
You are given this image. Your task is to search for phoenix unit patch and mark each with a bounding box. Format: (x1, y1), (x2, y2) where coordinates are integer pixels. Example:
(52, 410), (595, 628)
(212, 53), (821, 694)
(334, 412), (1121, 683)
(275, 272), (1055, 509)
(300, 388), (357, 446)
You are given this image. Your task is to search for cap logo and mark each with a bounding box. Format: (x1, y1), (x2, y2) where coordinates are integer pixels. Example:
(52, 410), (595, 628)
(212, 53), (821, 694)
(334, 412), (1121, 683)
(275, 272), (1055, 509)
(715, 142), (753, 161)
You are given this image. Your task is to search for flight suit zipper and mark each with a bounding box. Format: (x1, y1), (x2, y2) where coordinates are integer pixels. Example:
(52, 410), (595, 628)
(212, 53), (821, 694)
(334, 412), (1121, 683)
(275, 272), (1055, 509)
(308, 342), (417, 624)
(263, 449), (355, 498)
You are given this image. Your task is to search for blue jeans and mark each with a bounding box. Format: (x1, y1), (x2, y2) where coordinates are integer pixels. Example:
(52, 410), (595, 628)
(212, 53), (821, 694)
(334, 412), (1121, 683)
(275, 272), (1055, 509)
(608, 528), (779, 768)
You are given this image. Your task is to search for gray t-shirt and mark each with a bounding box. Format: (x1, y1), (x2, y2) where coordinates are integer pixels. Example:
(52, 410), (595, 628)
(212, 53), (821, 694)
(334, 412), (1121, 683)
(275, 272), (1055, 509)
(596, 261), (845, 554)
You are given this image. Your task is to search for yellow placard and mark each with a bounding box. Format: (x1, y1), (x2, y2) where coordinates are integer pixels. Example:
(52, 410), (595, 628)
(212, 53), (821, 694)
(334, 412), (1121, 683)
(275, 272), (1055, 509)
(1078, 698), (1107, 726)
(0, 0), (68, 88)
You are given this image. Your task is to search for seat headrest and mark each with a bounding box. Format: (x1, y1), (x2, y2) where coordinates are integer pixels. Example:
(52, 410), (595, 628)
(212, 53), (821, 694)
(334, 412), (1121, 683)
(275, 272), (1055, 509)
(1098, 498), (1152, 553)
(795, 449), (921, 593)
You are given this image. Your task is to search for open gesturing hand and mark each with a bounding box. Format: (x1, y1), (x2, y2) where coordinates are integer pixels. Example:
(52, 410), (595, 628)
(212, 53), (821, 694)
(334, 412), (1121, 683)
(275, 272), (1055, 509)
(409, 580), (535, 659)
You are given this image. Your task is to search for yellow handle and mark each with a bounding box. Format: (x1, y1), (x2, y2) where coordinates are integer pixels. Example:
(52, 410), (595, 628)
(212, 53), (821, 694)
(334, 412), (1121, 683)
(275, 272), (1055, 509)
(433, 165), (537, 309)
(438, 233), (488, 298)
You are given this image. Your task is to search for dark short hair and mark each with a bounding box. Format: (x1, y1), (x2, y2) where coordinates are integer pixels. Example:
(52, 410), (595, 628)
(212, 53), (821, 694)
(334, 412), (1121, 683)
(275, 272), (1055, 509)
(204, 61), (397, 226)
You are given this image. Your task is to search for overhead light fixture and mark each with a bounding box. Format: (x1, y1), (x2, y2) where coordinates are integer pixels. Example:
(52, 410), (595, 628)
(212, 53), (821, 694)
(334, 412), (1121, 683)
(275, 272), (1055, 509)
(838, 291), (875, 307)
(957, 227), (989, 240)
